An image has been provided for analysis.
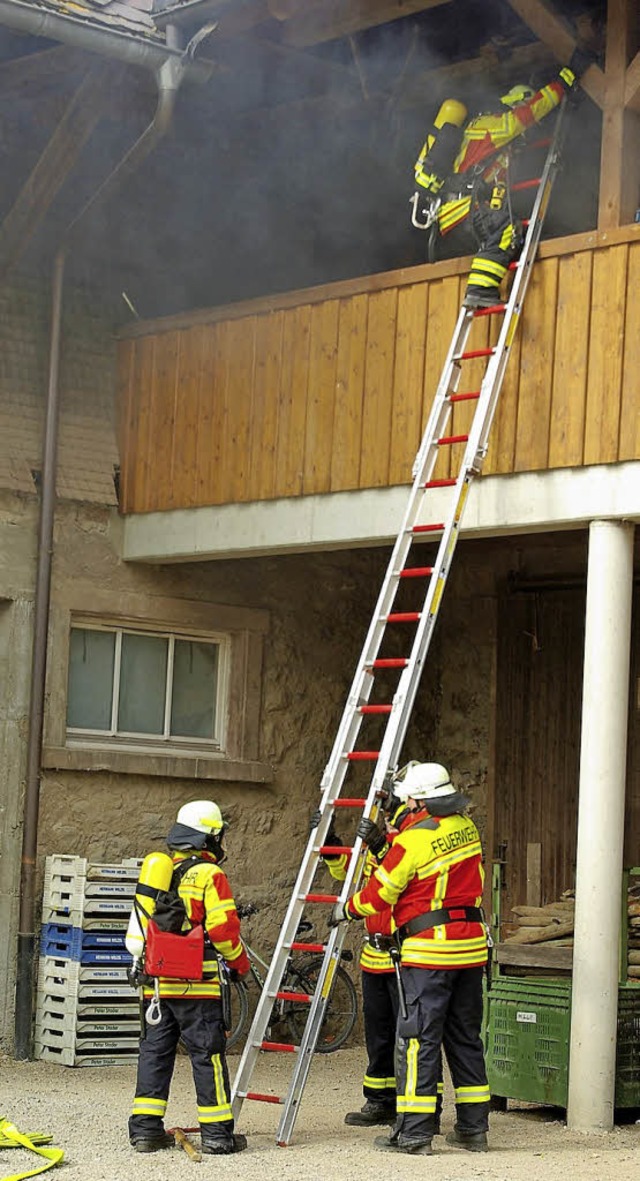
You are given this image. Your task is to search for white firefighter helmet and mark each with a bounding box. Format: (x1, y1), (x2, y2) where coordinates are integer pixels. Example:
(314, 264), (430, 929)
(176, 799), (224, 834)
(392, 762), (454, 803)
(500, 83), (535, 108)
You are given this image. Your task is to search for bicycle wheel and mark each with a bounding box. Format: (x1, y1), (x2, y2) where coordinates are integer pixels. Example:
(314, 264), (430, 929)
(226, 980), (249, 1050)
(286, 958), (358, 1053)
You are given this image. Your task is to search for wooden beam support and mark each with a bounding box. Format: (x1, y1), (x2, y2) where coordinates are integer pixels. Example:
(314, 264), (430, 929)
(505, 0), (606, 108)
(599, 0), (640, 228)
(280, 0), (452, 49)
(0, 60), (119, 278)
(625, 48), (640, 112)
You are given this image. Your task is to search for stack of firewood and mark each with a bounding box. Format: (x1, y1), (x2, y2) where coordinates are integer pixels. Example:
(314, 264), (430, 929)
(503, 882), (640, 981)
(504, 894), (575, 946)
(628, 880), (640, 981)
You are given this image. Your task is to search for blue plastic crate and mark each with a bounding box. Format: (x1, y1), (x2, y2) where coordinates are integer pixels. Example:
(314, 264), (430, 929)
(40, 924), (128, 962)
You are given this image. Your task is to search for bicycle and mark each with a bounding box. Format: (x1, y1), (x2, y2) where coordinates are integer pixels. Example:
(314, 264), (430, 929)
(227, 904), (358, 1054)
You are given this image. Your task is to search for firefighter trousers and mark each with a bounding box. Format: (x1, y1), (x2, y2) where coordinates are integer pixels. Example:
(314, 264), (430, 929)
(129, 997), (234, 1143)
(361, 971), (398, 1103)
(466, 199), (523, 301)
(394, 966), (490, 1141)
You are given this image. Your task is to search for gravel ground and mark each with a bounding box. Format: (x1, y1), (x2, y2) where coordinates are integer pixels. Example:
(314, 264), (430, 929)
(1, 1048), (639, 1181)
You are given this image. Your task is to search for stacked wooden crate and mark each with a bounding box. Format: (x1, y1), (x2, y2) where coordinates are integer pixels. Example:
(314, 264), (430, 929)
(36, 854), (142, 1066)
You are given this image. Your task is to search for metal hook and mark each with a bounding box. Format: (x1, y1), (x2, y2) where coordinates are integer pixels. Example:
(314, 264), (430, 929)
(409, 191), (440, 230)
(146, 979), (162, 1026)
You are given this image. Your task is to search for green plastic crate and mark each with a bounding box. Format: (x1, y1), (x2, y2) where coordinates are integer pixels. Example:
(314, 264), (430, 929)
(484, 977), (640, 1108)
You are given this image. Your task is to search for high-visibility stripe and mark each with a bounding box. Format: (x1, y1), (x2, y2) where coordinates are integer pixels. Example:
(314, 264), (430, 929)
(469, 257), (507, 279)
(397, 1036), (436, 1115)
(455, 1084), (491, 1104)
(359, 944), (394, 973)
(397, 1096), (437, 1113)
(364, 1074), (396, 1090)
(414, 840), (482, 880)
(131, 1096), (167, 1116)
(198, 1106), (233, 1123)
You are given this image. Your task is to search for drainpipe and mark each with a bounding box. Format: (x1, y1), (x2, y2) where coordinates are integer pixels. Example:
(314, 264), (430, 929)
(14, 42), (186, 1060)
(0, 0), (212, 81)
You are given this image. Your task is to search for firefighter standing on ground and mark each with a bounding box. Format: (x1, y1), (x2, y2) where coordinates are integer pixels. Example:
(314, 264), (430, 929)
(316, 803), (446, 1128)
(412, 49), (594, 307)
(313, 806), (400, 1125)
(128, 800), (250, 1156)
(330, 762), (489, 1156)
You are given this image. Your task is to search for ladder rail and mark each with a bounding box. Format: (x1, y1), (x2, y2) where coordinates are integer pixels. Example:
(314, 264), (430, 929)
(231, 102), (569, 1144)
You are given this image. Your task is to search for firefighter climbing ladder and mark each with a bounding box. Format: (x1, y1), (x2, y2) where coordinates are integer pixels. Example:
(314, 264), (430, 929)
(232, 102), (568, 1146)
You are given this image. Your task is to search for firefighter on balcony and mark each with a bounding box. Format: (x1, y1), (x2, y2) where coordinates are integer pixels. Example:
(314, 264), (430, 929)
(411, 49), (595, 308)
(127, 800), (250, 1156)
(330, 762), (490, 1156)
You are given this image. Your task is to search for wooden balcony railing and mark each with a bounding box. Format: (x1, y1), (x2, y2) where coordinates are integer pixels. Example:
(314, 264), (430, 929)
(117, 224), (640, 515)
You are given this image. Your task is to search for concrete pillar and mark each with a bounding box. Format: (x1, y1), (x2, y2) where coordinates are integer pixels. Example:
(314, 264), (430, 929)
(567, 519), (634, 1131)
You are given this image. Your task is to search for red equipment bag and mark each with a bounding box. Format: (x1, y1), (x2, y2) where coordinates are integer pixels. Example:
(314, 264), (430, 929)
(144, 920), (204, 980)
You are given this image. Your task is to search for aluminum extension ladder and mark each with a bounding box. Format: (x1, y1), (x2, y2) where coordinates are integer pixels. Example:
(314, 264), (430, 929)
(232, 102), (568, 1146)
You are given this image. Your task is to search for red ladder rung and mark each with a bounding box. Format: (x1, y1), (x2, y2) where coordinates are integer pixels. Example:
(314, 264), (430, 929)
(305, 893), (339, 903)
(412, 523), (445, 534)
(400, 566), (434, 578)
(320, 845), (352, 856)
(372, 658), (407, 669)
(386, 613), (420, 623)
(290, 942), (325, 952)
(347, 748), (382, 758)
(425, 478), (456, 488)
(360, 703), (393, 713)
(438, 433), (468, 446)
(459, 347), (495, 359)
(450, 390), (480, 402)
(334, 798), (367, 807)
(472, 303), (505, 316)
(261, 1041), (298, 1053)
(511, 177), (540, 191)
(276, 992), (311, 1003)
(245, 1092), (284, 1104)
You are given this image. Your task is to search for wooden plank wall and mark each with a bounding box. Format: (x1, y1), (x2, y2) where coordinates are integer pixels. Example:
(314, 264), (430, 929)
(493, 586), (640, 918)
(117, 226), (640, 515)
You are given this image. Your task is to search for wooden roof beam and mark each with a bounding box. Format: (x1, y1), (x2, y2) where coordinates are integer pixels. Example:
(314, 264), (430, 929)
(0, 59), (119, 278)
(279, 0), (452, 49)
(505, 0), (606, 108)
(598, 0), (640, 228)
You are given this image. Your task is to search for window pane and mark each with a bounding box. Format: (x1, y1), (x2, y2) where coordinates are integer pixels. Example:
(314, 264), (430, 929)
(67, 628), (115, 730)
(118, 633), (168, 734)
(171, 640), (218, 739)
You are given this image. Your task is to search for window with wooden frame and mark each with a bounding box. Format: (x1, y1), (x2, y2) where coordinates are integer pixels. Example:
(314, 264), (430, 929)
(66, 623), (229, 750)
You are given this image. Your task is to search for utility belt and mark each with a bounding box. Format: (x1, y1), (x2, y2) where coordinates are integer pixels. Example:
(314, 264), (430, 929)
(364, 933), (397, 953)
(398, 906), (484, 941)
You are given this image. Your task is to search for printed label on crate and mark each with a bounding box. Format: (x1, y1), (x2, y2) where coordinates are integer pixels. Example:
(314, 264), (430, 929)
(516, 1010), (537, 1024)
(84, 883), (136, 898)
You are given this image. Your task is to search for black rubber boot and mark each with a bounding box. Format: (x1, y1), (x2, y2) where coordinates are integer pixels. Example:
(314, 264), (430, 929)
(344, 1100), (396, 1127)
(374, 1131), (433, 1155)
(446, 1128), (489, 1152)
(201, 1133), (248, 1155)
(130, 1132), (175, 1153)
(463, 287), (503, 309)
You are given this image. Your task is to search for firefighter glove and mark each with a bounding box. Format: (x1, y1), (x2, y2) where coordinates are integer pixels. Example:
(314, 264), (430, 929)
(328, 900), (351, 928)
(310, 807), (341, 855)
(569, 46), (597, 79)
(356, 816), (388, 858)
(228, 966), (251, 983)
